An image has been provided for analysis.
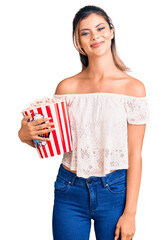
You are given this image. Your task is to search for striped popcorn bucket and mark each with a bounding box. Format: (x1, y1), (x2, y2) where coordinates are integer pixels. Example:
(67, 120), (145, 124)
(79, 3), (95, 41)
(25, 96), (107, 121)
(21, 97), (73, 158)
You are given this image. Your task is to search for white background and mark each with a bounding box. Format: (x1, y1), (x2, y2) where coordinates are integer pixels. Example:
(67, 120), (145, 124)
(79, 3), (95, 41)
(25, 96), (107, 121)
(0, 0), (167, 239)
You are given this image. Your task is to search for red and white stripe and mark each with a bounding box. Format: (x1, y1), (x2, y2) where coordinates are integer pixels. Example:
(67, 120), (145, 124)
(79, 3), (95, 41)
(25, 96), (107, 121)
(23, 100), (73, 159)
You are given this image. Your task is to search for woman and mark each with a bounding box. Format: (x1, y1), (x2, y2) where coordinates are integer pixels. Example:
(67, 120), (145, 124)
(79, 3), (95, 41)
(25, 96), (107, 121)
(18, 5), (150, 240)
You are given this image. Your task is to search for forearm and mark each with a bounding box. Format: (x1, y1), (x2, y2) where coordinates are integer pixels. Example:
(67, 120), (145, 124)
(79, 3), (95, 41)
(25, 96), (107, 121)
(123, 154), (142, 216)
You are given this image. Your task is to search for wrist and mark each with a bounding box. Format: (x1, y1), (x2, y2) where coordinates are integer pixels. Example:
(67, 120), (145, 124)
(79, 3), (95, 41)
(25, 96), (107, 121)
(123, 208), (137, 216)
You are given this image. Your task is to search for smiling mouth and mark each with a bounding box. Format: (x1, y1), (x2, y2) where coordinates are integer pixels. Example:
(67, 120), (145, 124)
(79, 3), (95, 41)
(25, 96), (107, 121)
(91, 41), (104, 48)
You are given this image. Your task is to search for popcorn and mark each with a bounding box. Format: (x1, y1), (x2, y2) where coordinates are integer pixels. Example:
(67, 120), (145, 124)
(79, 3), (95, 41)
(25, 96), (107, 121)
(21, 96), (73, 159)
(22, 97), (66, 112)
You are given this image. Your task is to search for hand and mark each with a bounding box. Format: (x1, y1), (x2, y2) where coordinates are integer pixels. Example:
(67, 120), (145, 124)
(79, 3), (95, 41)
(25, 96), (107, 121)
(114, 212), (136, 240)
(18, 114), (55, 142)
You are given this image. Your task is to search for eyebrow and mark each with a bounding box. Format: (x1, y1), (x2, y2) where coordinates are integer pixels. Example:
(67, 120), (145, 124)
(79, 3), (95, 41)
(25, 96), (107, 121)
(80, 23), (105, 32)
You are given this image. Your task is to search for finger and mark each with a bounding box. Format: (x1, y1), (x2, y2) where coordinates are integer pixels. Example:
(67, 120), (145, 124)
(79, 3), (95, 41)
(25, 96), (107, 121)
(34, 122), (55, 130)
(35, 128), (55, 135)
(31, 117), (50, 126)
(120, 232), (127, 240)
(24, 114), (31, 118)
(129, 235), (134, 240)
(33, 136), (51, 141)
(114, 236), (119, 240)
(23, 114), (32, 121)
(30, 118), (47, 126)
(114, 227), (120, 240)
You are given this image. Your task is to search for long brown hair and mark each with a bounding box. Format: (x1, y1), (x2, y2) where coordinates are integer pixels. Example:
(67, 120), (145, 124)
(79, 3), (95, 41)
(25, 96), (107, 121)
(72, 5), (131, 72)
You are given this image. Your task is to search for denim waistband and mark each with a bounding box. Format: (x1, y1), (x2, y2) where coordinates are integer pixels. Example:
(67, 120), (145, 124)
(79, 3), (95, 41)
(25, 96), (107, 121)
(56, 164), (127, 188)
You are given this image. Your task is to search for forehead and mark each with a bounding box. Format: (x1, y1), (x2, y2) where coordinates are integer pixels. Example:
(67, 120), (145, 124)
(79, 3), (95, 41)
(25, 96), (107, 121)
(79, 14), (107, 29)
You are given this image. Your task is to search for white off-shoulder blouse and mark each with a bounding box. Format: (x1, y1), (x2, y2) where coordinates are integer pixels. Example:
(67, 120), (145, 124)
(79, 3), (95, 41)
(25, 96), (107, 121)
(53, 92), (150, 178)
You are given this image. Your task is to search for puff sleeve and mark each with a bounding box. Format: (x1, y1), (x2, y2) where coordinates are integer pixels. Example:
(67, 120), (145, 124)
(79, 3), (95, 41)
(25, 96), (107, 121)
(125, 96), (150, 125)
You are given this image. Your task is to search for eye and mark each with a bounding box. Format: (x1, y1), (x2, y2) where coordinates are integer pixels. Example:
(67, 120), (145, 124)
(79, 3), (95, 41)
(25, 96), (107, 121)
(81, 32), (88, 36)
(98, 27), (105, 31)
(81, 27), (105, 36)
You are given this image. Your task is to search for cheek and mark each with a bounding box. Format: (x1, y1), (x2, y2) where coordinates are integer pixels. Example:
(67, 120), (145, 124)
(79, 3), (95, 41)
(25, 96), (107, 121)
(103, 32), (111, 40)
(104, 33), (112, 47)
(81, 39), (90, 48)
(79, 37), (88, 47)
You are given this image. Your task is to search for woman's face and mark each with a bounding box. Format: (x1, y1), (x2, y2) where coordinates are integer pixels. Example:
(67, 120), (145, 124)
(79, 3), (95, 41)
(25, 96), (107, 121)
(78, 13), (114, 57)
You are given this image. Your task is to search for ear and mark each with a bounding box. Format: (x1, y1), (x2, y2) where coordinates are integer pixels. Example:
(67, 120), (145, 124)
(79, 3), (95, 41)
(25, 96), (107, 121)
(110, 28), (114, 40)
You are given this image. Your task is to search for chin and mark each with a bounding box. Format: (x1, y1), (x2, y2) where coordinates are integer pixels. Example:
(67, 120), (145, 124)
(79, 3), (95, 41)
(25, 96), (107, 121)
(91, 48), (109, 57)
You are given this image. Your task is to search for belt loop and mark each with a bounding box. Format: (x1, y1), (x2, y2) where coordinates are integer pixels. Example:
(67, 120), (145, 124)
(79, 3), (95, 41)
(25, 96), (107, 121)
(70, 175), (77, 186)
(101, 176), (108, 188)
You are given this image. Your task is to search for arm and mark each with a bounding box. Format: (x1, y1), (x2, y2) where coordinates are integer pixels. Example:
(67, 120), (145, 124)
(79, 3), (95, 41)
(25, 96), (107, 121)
(123, 123), (146, 216)
(124, 80), (147, 215)
(114, 79), (147, 240)
(114, 124), (146, 240)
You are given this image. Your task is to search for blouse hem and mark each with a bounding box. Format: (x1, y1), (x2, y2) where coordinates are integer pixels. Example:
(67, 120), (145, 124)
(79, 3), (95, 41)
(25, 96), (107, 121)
(61, 160), (129, 178)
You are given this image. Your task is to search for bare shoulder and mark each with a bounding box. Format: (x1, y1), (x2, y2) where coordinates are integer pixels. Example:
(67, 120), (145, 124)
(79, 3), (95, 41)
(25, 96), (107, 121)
(127, 76), (146, 97)
(54, 74), (79, 95)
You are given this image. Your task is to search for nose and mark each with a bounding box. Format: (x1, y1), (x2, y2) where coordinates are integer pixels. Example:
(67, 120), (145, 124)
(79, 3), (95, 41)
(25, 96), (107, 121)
(92, 36), (99, 41)
(91, 32), (99, 41)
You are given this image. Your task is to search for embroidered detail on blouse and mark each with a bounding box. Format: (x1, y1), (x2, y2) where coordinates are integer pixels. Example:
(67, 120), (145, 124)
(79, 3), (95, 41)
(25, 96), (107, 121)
(53, 92), (150, 178)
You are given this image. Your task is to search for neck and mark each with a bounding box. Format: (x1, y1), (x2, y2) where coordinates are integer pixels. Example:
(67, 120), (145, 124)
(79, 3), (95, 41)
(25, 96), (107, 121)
(84, 50), (120, 81)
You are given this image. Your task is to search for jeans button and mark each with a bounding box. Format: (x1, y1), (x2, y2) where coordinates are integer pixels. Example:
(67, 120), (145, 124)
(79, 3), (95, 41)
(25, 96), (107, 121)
(87, 180), (92, 184)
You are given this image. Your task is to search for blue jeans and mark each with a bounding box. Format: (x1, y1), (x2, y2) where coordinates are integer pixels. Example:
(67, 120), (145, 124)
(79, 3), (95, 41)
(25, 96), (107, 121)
(52, 163), (132, 240)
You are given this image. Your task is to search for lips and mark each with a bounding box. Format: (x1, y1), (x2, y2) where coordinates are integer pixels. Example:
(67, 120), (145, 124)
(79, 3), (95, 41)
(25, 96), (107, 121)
(90, 41), (104, 48)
